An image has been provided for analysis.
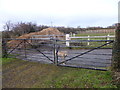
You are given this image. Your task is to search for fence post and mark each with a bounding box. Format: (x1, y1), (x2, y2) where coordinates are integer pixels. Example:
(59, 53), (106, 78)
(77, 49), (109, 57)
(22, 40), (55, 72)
(107, 34), (110, 45)
(112, 23), (120, 72)
(66, 34), (70, 47)
(2, 39), (8, 58)
(87, 35), (90, 45)
(107, 34), (110, 40)
(73, 33), (76, 37)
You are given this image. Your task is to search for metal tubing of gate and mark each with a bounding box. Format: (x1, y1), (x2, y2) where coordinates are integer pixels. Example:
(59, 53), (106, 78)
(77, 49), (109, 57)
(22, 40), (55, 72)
(24, 39), (27, 58)
(53, 39), (58, 65)
(25, 40), (54, 63)
(59, 40), (114, 65)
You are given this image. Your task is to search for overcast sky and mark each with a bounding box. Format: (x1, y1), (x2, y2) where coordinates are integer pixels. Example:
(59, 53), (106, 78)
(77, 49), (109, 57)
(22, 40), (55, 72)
(0, 0), (119, 31)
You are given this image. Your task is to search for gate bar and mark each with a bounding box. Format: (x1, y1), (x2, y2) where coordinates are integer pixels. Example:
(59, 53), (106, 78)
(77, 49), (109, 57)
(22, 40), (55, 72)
(59, 41), (114, 64)
(8, 40), (24, 55)
(24, 39), (27, 58)
(59, 39), (114, 42)
(25, 40), (54, 63)
(58, 65), (108, 71)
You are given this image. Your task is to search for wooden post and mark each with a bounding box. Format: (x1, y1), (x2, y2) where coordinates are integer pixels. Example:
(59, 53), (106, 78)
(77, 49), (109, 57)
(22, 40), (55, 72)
(66, 34), (70, 47)
(73, 33), (76, 37)
(2, 39), (8, 58)
(112, 23), (120, 72)
(87, 35), (90, 45)
(111, 3), (120, 86)
(107, 34), (110, 45)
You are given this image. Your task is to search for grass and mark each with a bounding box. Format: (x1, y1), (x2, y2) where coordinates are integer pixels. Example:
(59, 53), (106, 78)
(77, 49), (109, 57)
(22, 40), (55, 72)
(2, 58), (117, 88)
(68, 32), (115, 49)
(65, 41), (113, 50)
(75, 32), (115, 36)
(2, 58), (17, 64)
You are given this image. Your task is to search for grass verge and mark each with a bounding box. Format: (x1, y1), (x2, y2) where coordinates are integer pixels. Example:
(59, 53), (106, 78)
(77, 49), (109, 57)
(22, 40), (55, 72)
(2, 58), (117, 88)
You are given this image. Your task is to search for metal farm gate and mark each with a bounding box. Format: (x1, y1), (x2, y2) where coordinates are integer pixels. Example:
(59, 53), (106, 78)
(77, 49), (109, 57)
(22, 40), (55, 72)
(3, 35), (114, 71)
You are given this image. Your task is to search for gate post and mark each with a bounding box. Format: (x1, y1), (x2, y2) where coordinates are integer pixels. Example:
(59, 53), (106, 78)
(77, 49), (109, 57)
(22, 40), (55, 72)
(53, 39), (58, 65)
(112, 23), (120, 72)
(2, 39), (8, 58)
(112, 2), (120, 72)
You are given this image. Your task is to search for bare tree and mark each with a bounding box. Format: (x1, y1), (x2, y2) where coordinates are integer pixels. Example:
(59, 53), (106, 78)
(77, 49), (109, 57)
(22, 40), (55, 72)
(12, 22), (37, 36)
(3, 20), (13, 31)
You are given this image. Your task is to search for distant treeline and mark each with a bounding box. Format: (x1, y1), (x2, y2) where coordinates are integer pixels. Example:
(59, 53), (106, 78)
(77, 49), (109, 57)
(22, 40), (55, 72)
(2, 21), (117, 39)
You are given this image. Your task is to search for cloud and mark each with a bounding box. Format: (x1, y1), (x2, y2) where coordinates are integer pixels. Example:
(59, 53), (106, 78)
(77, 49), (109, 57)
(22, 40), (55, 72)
(0, 0), (119, 30)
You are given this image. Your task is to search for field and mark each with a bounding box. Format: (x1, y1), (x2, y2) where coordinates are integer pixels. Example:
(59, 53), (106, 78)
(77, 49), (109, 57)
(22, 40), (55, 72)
(69, 31), (115, 49)
(76, 31), (115, 36)
(2, 58), (117, 88)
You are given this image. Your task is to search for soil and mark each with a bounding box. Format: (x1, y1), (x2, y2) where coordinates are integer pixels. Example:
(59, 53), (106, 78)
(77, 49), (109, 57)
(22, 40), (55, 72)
(7, 28), (64, 48)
